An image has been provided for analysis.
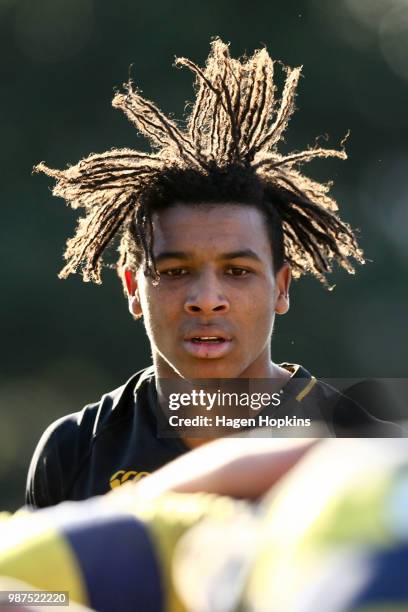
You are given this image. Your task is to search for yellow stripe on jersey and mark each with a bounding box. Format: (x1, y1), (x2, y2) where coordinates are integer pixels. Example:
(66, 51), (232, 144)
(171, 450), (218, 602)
(0, 519), (88, 606)
(295, 376), (317, 402)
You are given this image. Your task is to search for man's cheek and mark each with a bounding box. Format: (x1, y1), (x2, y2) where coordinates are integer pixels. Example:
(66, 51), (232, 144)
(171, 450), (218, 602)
(242, 298), (272, 321)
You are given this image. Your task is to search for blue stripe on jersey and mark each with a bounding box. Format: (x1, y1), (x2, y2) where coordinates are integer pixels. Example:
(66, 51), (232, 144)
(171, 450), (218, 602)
(350, 545), (408, 607)
(62, 511), (163, 612)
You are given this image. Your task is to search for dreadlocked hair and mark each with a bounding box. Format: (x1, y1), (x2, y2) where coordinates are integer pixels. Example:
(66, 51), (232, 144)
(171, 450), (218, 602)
(34, 38), (364, 288)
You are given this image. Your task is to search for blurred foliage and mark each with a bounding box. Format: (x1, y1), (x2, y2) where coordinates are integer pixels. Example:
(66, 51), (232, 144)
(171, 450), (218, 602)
(0, 0), (407, 510)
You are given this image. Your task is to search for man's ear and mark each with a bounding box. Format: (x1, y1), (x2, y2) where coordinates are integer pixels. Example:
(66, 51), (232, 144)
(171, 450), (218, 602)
(274, 263), (291, 315)
(123, 269), (143, 319)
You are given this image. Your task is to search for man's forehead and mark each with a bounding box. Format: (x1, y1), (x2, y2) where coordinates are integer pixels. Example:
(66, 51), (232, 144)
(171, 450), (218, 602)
(151, 203), (271, 256)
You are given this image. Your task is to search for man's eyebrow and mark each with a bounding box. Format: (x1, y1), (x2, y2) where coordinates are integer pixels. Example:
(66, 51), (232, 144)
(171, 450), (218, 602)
(154, 249), (263, 264)
(154, 251), (191, 264)
(218, 249), (262, 262)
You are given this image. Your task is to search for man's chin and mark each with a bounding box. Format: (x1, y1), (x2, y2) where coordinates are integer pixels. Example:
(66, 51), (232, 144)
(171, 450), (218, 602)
(155, 350), (247, 379)
(174, 359), (244, 380)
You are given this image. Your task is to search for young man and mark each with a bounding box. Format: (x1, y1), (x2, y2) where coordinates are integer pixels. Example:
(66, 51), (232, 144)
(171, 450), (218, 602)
(26, 39), (397, 509)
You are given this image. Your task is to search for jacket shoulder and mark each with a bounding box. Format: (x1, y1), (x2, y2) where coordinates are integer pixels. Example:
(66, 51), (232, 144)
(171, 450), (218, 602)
(25, 367), (154, 508)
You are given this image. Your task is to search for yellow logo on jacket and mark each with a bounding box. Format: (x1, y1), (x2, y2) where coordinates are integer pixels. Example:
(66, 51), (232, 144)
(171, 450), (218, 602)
(109, 470), (150, 489)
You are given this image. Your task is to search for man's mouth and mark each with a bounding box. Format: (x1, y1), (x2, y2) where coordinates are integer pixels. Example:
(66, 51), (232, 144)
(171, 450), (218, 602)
(190, 336), (226, 344)
(183, 333), (233, 358)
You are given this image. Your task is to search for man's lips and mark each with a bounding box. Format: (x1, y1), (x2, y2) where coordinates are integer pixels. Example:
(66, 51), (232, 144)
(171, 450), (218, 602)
(182, 338), (233, 359)
(182, 328), (233, 359)
(184, 327), (232, 342)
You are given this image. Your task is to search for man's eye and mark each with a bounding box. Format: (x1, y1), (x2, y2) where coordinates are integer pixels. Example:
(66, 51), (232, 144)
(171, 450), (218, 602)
(161, 268), (189, 277)
(226, 267), (250, 277)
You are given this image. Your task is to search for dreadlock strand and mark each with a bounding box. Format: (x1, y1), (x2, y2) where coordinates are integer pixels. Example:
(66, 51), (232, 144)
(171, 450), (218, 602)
(33, 162), (64, 180)
(280, 200), (360, 277)
(77, 166), (161, 186)
(274, 187), (350, 252)
(86, 195), (137, 278)
(75, 149), (162, 170)
(282, 223), (314, 277)
(256, 65), (302, 153)
(193, 81), (219, 155)
(270, 169), (339, 212)
(283, 216), (331, 280)
(113, 88), (203, 168)
(289, 208), (345, 265)
(254, 146), (347, 172)
(62, 163), (162, 190)
(134, 204), (154, 278)
(145, 209), (160, 284)
(228, 59), (243, 157)
(113, 94), (180, 152)
(218, 72), (240, 161)
(217, 76), (234, 161)
(59, 191), (131, 282)
(210, 97), (222, 160)
(209, 41), (235, 162)
(244, 51), (276, 155)
(186, 74), (208, 152)
(176, 57), (222, 98)
(244, 64), (269, 155)
(235, 61), (259, 152)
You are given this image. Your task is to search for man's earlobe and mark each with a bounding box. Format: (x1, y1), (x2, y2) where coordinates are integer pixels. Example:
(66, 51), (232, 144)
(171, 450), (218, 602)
(124, 269), (143, 319)
(275, 291), (290, 315)
(128, 294), (143, 319)
(275, 263), (291, 315)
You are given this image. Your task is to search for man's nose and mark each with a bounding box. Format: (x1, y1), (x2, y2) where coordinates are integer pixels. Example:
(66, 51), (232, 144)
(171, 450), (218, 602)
(184, 273), (229, 315)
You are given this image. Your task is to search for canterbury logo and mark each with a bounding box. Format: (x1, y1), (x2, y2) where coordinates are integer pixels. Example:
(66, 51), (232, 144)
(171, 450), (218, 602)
(109, 470), (150, 489)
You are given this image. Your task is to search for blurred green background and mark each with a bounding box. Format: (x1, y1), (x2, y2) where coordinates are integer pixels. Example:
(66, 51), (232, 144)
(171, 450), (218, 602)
(0, 0), (407, 510)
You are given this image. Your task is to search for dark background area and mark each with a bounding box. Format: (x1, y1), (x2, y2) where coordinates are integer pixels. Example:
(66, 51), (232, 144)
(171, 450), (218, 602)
(1, 0), (407, 510)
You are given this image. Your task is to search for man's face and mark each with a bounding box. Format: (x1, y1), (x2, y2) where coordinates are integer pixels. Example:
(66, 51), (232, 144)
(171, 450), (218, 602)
(127, 203), (290, 379)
